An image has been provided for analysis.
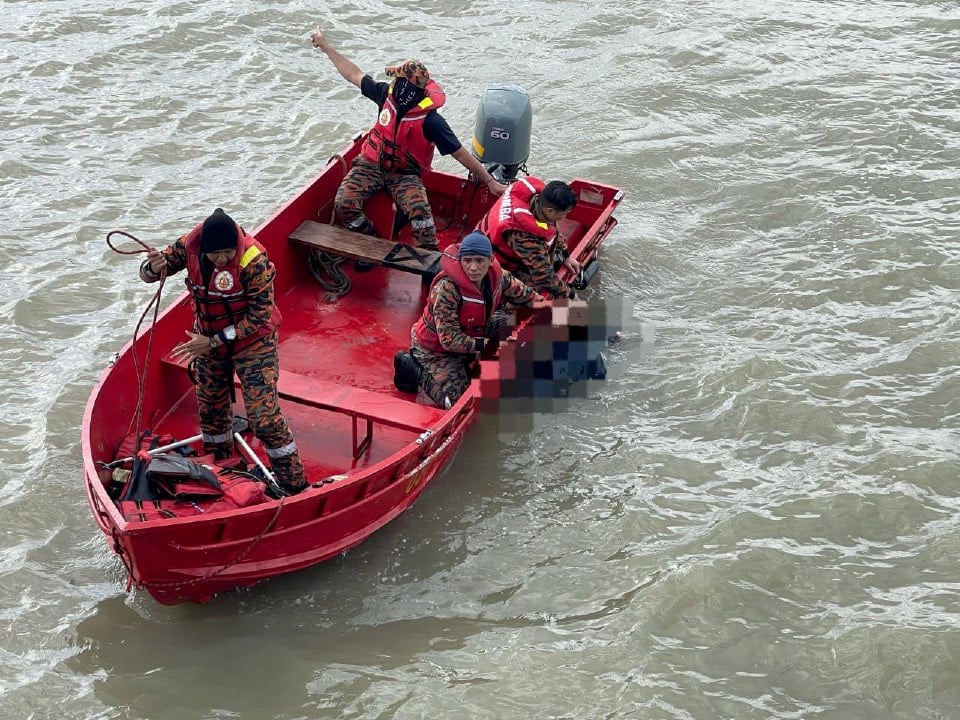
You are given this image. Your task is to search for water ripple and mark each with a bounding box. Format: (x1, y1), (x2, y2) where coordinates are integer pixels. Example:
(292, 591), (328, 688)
(2, 0), (960, 718)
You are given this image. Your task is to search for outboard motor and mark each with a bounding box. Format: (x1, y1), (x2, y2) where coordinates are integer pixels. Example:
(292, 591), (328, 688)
(471, 83), (533, 183)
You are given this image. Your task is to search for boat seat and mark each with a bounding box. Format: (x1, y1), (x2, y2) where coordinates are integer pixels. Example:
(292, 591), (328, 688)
(290, 220), (441, 277)
(275, 370), (442, 431)
(160, 353), (444, 458)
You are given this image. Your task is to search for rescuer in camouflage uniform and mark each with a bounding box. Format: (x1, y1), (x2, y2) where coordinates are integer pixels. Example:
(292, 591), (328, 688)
(478, 178), (582, 299)
(309, 29), (506, 250)
(397, 231), (539, 409)
(140, 209), (307, 496)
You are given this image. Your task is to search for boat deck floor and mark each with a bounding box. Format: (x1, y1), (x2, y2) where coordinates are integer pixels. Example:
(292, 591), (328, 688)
(156, 264), (443, 477)
(276, 256), (428, 395)
(150, 211), (589, 476)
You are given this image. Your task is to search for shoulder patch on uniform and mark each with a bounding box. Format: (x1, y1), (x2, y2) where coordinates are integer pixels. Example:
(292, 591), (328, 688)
(239, 245), (262, 268)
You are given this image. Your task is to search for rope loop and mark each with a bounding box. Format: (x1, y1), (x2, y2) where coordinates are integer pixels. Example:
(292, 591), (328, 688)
(307, 249), (351, 300)
(105, 229), (168, 437)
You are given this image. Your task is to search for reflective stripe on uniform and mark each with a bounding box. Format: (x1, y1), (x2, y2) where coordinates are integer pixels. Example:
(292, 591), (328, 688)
(202, 432), (231, 444)
(265, 440), (297, 459)
(514, 207), (549, 231)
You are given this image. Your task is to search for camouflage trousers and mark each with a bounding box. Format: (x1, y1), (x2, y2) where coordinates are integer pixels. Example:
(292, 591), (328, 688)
(409, 311), (508, 408)
(334, 158), (438, 249)
(506, 250), (569, 299)
(409, 345), (471, 409)
(195, 333), (306, 488)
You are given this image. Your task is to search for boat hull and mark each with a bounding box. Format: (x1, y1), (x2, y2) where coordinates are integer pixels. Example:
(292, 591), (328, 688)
(81, 135), (623, 604)
(84, 400), (472, 604)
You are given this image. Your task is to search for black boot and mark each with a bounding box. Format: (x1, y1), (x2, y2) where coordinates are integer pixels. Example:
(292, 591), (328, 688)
(393, 350), (422, 393)
(343, 216), (378, 272)
(267, 454), (307, 498)
(202, 442), (234, 462)
(267, 480), (305, 499)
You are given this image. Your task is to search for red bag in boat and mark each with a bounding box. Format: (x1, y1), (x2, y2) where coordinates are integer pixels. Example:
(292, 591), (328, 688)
(145, 454), (222, 499)
(118, 460), (268, 522)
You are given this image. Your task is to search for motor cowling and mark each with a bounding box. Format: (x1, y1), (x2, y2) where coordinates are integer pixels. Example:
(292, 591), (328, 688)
(471, 83), (532, 183)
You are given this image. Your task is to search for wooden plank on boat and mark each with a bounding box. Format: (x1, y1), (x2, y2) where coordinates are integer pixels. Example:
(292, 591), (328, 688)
(290, 220), (441, 277)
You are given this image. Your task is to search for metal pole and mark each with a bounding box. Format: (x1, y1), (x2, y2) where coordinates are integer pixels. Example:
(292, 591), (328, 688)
(109, 434), (203, 467)
(233, 432), (280, 491)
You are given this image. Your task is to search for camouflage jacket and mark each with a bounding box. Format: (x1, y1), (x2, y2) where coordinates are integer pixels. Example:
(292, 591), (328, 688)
(503, 229), (572, 299)
(429, 270), (537, 354)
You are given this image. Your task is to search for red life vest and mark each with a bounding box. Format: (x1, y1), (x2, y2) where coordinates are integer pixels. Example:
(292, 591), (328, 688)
(478, 176), (556, 273)
(183, 224), (280, 352)
(412, 245), (504, 353)
(120, 464), (267, 522)
(114, 434), (267, 523)
(359, 79), (447, 174)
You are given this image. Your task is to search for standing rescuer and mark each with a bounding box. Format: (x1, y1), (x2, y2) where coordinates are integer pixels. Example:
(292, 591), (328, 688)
(140, 208), (307, 496)
(309, 28), (507, 250)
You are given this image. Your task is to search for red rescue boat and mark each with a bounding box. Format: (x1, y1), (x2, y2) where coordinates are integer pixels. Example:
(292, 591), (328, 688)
(81, 89), (623, 604)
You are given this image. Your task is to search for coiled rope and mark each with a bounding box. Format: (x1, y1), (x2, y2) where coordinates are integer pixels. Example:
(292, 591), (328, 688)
(307, 249), (351, 299)
(306, 157), (354, 300)
(105, 230), (167, 438)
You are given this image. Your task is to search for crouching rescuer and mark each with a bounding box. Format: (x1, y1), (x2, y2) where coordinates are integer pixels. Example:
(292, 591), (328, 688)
(140, 208), (307, 496)
(394, 231), (539, 409)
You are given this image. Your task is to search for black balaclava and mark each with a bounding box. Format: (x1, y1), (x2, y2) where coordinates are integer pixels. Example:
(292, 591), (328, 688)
(199, 208), (239, 254)
(393, 77), (425, 116)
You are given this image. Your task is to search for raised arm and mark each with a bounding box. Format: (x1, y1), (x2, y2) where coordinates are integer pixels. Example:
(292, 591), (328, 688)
(309, 29), (364, 88)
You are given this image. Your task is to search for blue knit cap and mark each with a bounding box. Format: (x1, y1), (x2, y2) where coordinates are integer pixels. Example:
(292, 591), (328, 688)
(458, 231), (493, 258)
